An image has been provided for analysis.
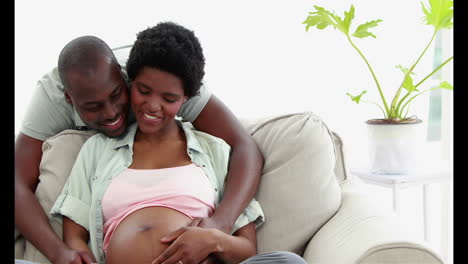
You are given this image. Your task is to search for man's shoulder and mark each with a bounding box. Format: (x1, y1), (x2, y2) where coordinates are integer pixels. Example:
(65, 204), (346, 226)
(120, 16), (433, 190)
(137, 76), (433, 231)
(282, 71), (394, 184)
(34, 66), (70, 110)
(38, 67), (65, 92)
(19, 67), (75, 141)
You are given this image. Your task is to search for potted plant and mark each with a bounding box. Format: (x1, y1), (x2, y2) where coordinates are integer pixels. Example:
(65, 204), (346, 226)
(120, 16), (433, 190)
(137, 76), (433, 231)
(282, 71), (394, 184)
(302, 0), (453, 174)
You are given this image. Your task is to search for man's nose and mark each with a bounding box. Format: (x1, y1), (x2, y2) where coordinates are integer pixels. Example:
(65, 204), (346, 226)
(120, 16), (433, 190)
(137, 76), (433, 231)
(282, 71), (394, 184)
(102, 102), (118, 120)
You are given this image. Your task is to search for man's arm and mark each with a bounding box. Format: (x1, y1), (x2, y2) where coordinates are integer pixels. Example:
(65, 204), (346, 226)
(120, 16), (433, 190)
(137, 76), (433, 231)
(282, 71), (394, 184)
(192, 95), (264, 233)
(15, 133), (80, 263)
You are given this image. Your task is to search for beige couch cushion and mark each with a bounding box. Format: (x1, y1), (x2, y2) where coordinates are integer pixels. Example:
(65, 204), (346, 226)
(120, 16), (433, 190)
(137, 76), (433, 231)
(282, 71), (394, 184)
(240, 112), (342, 255)
(19, 129), (97, 263)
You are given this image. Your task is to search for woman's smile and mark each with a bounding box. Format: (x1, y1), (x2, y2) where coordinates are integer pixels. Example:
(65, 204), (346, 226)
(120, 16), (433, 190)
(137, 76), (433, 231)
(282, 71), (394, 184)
(141, 112), (163, 124)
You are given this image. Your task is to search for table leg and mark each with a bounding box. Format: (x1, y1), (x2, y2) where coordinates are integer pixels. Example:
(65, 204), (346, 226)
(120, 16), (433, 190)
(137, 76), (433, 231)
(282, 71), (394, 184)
(392, 184), (400, 214)
(441, 182), (452, 263)
(423, 184), (430, 242)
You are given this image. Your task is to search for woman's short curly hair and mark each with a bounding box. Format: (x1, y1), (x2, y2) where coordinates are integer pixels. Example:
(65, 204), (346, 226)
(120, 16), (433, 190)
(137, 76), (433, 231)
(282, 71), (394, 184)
(126, 21), (205, 98)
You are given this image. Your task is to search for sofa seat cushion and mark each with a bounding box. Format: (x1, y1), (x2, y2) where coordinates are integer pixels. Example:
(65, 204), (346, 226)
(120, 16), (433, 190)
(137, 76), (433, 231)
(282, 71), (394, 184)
(241, 112), (342, 255)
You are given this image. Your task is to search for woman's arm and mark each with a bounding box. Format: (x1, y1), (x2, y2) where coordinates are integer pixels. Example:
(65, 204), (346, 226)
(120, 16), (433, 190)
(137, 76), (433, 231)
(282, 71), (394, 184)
(63, 216), (97, 263)
(192, 95), (264, 233)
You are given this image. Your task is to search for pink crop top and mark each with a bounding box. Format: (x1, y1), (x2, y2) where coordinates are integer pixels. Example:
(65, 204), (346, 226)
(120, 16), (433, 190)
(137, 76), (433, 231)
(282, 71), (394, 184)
(101, 163), (215, 251)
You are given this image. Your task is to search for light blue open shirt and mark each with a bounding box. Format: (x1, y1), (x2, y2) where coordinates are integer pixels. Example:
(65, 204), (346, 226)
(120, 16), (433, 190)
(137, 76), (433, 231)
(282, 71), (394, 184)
(50, 121), (265, 263)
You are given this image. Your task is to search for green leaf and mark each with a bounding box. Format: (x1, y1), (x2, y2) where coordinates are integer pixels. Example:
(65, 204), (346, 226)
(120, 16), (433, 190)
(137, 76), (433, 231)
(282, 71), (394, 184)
(396, 65), (418, 92)
(396, 65), (416, 75)
(421, 0), (453, 31)
(352, 19), (383, 38)
(303, 6), (337, 32)
(346, 90), (367, 103)
(338, 5), (355, 35)
(302, 5), (355, 35)
(438, 81), (453, 90)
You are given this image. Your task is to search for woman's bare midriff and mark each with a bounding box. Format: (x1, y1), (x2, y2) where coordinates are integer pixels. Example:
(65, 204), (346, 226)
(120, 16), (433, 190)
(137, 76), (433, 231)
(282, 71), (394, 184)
(105, 206), (192, 264)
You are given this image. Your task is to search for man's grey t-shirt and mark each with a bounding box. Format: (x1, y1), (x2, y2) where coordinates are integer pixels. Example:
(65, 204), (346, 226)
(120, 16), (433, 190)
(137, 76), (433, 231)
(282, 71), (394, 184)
(20, 67), (212, 141)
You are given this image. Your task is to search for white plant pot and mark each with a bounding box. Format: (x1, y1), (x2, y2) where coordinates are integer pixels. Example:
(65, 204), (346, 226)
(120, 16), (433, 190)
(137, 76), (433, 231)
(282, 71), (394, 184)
(366, 120), (423, 175)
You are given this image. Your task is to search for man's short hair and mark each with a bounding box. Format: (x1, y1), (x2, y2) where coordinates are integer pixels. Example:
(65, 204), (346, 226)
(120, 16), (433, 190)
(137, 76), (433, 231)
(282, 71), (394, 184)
(58, 35), (118, 90)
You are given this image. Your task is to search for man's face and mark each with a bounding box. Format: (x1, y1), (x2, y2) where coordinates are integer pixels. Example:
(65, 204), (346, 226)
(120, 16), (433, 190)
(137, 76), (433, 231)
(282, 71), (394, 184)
(65, 57), (129, 137)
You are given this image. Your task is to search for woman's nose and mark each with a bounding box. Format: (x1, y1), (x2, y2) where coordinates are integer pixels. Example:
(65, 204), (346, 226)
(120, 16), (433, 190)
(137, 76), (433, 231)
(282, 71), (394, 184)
(147, 100), (162, 113)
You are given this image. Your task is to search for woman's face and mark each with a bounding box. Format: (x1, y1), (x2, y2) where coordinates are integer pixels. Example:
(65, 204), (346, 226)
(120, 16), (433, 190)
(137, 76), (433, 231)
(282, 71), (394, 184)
(130, 67), (187, 135)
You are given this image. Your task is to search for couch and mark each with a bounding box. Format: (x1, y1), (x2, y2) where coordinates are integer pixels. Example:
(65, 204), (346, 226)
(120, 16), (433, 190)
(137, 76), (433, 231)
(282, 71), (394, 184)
(14, 112), (444, 263)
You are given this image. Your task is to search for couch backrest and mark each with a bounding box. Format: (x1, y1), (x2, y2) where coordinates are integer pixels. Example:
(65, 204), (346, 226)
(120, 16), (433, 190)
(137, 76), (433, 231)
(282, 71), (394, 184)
(239, 112), (342, 255)
(240, 113), (348, 183)
(331, 131), (349, 183)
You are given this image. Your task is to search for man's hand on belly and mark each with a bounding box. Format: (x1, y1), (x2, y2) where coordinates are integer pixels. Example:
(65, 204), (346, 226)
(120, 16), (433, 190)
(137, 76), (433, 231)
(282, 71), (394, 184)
(152, 226), (221, 264)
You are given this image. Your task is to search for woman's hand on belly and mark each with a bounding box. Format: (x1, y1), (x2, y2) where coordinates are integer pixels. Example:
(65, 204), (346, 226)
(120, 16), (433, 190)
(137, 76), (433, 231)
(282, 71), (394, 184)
(152, 226), (221, 264)
(105, 206), (193, 264)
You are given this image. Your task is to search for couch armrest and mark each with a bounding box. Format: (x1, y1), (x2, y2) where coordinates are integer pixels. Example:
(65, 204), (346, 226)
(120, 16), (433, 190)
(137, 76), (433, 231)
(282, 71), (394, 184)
(15, 228), (25, 259)
(303, 178), (444, 264)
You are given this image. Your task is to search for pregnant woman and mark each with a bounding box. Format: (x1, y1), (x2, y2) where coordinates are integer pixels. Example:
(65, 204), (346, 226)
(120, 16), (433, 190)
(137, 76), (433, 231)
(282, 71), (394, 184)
(51, 22), (305, 264)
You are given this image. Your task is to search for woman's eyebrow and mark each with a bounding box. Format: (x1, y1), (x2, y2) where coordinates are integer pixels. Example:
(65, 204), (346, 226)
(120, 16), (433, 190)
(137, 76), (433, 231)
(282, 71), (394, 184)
(162, 92), (182, 98)
(138, 82), (152, 90)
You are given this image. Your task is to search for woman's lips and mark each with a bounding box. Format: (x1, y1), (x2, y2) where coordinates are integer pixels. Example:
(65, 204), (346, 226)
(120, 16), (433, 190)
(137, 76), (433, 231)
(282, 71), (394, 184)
(141, 112), (163, 123)
(143, 113), (159, 120)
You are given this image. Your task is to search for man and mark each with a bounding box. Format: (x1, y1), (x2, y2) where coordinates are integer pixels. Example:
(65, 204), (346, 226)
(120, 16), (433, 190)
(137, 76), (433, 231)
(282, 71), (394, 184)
(15, 35), (264, 263)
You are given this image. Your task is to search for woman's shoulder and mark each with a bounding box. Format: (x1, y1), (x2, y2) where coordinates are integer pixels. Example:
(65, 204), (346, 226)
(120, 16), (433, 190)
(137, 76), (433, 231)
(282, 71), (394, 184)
(86, 132), (110, 145)
(180, 122), (230, 151)
(82, 131), (119, 153)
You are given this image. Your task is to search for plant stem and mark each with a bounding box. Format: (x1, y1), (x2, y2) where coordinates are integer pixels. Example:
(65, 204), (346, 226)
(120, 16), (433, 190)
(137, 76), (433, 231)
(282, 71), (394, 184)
(390, 30), (437, 117)
(396, 55), (453, 117)
(403, 105), (410, 119)
(414, 56), (453, 88)
(399, 86), (442, 116)
(395, 91), (411, 117)
(362, 100), (387, 119)
(347, 35), (390, 115)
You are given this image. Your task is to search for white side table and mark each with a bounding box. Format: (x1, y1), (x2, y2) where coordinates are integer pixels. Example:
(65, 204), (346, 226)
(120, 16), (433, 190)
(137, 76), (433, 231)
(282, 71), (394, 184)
(351, 166), (453, 260)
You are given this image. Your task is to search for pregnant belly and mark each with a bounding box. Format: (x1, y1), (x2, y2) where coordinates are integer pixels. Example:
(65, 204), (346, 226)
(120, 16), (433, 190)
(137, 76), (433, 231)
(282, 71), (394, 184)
(105, 206), (192, 264)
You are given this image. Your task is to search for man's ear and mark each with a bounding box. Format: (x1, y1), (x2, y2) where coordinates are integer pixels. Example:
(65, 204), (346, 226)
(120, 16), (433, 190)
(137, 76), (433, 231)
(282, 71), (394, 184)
(64, 91), (73, 106)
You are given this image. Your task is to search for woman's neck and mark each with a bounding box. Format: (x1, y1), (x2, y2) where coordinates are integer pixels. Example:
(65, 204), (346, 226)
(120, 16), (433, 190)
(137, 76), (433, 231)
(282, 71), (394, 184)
(134, 120), (183, 145)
